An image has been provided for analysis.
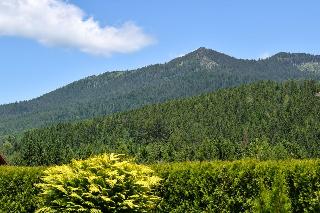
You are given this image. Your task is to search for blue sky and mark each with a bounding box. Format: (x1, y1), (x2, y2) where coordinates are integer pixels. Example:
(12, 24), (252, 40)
(0, 0), (320, 104)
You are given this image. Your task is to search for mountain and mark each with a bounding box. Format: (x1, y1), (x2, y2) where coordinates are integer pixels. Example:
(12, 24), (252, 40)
(1, 47), (320, 137)
(10, 80), (320, 166)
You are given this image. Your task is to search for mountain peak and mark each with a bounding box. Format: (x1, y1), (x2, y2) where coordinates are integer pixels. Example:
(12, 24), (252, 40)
(165, 47), (238, 70)
(271, 52), (295, 59)
(195, 47), (210, 52)
(182, 47), (237, 66)
(192, 47), (220, 56)
(269, 52), (320, 64)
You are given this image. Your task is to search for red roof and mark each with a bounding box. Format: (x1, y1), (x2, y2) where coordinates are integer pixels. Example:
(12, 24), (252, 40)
(0, 155), (7, 165)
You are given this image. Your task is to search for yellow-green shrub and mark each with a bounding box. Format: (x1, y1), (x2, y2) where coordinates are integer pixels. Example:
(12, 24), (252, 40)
(36, 153), (161, 212)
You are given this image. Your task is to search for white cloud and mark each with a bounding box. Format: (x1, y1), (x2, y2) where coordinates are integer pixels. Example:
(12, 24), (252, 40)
(258, 52), (271, 59)
(168, 52), (187, 60)
(0, 0), (154, 56)
(176, 53), (187, 58)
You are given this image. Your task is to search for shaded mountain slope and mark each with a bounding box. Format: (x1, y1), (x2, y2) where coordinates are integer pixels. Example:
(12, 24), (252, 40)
(1, 48), (320, 136)
(10, 80), (320, 165)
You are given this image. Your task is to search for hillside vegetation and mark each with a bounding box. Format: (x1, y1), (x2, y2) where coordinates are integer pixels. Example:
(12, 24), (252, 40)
(3, 80), (320, 166)
(1, 48), (320, 137)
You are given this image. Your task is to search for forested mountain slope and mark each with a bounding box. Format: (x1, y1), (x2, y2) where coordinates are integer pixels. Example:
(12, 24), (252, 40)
(8, 80), (320, 166)
(1, 48), (320, 137)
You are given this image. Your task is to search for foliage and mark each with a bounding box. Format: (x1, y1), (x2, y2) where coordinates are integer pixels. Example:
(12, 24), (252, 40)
(0, 166), (43, 213)
(1, 48), (320, 137)
(253, 172), (292, 213)
(153, 159), (320, 212)
(0, 135), (22, 164)
(36, 153), (161, 213)
(13, 80), (320, 166)
(0, 159), (319, 212)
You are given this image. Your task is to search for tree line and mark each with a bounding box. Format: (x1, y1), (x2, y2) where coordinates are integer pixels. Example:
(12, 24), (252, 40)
(2, 80), (320, 165)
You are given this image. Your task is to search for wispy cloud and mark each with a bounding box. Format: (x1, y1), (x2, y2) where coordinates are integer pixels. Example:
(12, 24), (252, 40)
(258, 52), (271, 59)
(0, 0), (154, 56)
(168, 52), (188, 60)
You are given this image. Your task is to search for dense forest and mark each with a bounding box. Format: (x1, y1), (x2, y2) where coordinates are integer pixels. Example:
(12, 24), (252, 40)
(1, 48), (320, 137)
(3, 80), (320, 165)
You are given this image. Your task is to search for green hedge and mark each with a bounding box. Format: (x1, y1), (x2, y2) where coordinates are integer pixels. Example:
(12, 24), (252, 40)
(1, 160), (320, 212)
(153, 159), (320, 212)
(0, 166), (43, 213)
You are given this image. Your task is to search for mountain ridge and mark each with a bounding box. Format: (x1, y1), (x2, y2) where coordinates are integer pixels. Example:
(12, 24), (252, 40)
(1, 47), (320, 137)
(2, 47), (319, 106)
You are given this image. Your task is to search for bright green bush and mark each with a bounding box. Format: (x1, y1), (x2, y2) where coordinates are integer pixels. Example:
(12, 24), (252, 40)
(0, 166), (43, 213)
(153, 159), (320, 212)
(1, 159), (319, 212)
(36, 153), (161, 212)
